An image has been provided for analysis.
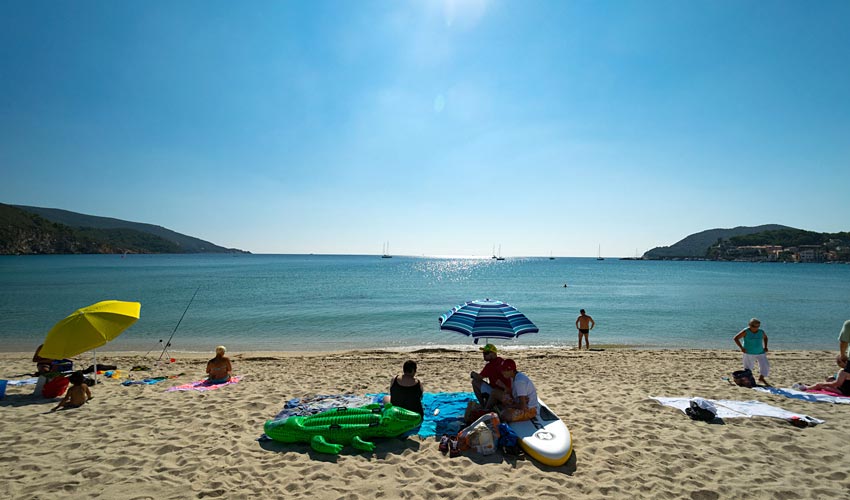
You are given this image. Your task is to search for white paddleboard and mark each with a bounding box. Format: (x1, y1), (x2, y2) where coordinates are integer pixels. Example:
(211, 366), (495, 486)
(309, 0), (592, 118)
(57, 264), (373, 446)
(507, 398), (572, 466)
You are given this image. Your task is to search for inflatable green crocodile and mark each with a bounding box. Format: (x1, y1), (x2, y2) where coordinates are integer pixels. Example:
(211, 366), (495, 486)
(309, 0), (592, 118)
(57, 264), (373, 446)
(263, 403), (422, 454)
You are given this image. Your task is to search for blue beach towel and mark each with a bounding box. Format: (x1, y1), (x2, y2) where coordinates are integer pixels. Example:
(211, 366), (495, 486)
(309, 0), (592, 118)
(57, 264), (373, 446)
(370, 391), (477, 438)
(122, 378), (168, 386)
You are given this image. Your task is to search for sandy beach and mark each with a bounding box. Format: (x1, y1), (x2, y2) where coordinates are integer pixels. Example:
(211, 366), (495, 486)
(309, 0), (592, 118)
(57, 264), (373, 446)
(1, 348), (849, 499)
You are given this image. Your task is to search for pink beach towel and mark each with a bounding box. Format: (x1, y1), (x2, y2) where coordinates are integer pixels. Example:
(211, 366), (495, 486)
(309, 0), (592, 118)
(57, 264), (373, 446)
(167, 376), (240, 392)
(805, 388), (850, 398)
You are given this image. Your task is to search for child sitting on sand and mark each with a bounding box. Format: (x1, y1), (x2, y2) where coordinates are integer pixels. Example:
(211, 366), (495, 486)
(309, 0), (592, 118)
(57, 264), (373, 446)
(51, 372), (92, 411)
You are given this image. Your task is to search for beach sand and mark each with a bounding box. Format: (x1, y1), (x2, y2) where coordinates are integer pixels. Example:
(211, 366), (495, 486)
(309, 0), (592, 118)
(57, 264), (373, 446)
(1, 348), (849, 499)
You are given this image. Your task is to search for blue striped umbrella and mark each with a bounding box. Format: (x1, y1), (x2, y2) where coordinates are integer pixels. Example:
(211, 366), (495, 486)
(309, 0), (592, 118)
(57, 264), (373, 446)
(438, 298), (538, 344)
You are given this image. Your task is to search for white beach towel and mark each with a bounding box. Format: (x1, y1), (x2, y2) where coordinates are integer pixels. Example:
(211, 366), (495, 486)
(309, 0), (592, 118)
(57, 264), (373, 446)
(752, 386), (850, 405)
(650, 397), (824, 424)
(6, 378), (39, 386)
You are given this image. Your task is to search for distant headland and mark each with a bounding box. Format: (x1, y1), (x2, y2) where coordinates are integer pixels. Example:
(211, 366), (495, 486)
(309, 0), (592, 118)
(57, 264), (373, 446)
(643, 225), (850, 263)
(0, 203), (250, 255)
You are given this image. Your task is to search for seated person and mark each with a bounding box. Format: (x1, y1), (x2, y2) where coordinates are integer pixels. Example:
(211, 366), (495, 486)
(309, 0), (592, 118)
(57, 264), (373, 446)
(498, 359), (539, 422)
(383, 360), (424, 417)
(798, 357), (850, 396)
(33, 344), (55, 374)
(470, 344), (511, 410)
(51, 372), (92, 411)
(206, 346), (233, 383)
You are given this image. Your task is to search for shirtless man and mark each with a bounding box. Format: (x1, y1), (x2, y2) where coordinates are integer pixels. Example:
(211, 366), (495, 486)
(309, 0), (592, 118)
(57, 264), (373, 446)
(206, 346), (233, 383)
(575, 309), (595, 350)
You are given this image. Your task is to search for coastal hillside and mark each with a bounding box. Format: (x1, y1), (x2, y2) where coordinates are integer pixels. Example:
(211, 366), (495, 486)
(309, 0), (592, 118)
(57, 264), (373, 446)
(643, 224), (794, 259)
(1, 204), (248, 255)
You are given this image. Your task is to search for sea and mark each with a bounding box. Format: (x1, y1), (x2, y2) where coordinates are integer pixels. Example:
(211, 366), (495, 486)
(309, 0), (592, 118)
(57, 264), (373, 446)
(1, 254), (848, 353)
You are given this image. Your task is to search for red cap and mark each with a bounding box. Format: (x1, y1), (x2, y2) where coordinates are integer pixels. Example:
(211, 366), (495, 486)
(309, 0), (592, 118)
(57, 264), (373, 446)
(501, 358), (517, 372)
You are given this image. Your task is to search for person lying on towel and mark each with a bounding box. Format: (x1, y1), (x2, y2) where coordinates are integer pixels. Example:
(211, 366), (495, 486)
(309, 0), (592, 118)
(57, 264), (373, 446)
(798, 357), (850, 396)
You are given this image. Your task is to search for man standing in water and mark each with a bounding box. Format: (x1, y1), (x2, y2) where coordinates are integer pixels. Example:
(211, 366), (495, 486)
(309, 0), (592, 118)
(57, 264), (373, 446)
(575, 309), (595, 350)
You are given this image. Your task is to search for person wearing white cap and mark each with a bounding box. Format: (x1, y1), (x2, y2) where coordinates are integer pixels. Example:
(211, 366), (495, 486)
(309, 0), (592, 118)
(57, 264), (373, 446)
(206, 345), (232, 384)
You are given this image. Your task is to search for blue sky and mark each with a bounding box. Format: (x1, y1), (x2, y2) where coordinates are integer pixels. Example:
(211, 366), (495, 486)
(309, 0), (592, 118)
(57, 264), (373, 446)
(2, 1), (848, 257)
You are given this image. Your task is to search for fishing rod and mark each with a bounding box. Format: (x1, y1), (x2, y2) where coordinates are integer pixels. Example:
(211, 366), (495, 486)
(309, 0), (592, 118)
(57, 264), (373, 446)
(157, 286), (201, 362)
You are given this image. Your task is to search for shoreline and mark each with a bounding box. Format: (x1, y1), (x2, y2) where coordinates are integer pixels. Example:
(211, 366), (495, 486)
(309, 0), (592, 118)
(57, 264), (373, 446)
(0, 344), (838, 359)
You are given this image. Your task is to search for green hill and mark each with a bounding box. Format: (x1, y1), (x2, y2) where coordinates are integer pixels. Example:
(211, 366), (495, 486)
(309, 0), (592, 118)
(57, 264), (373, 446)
(643, 225), (794, 259)
(1, 204), (248, 255)
(15, 205), (245, 253)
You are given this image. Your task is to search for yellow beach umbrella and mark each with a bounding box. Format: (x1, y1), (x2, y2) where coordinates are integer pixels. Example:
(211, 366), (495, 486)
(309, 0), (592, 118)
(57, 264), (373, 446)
(41, 301), (141, 380)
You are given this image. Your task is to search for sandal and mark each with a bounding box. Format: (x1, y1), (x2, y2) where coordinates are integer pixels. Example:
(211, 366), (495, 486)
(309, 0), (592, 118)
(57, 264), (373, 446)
(438, 434), (450, 454)
(449, 436), (461, 458)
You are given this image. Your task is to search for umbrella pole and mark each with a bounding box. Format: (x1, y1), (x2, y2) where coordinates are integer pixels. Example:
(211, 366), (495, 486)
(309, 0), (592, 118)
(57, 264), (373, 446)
(93, 350), (97, 385)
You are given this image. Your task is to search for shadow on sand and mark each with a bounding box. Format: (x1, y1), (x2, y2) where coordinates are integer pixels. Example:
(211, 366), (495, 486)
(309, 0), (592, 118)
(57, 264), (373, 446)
(258, 435), (422, 462)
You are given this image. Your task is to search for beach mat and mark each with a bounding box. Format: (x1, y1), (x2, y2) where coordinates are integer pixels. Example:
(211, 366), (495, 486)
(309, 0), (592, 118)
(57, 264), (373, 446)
(167, 376), (240, 392)
(752, 386), (850, 404)
(651, 397), (824, 424)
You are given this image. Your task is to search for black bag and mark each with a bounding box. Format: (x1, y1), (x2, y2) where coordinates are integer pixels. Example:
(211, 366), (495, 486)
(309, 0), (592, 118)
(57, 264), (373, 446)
(732, 369), (756, 388)
(685, 401), (716, 422)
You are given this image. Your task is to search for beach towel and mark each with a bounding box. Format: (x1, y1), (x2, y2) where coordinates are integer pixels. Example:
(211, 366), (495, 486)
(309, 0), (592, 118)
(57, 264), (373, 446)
(752, 386), (850, 404)
(371, 391), (478, 438)
(651, 397), (824, 424)
(6, 378), (39, 386)
(167, 376), (240, 392)
(270, 394), (377, 422)
(122, 377), (170, 386)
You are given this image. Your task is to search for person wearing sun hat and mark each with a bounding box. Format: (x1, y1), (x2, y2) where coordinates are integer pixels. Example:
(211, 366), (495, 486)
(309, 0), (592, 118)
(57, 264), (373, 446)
(499, 358), (539, 422)
(470, 344), (511, 409)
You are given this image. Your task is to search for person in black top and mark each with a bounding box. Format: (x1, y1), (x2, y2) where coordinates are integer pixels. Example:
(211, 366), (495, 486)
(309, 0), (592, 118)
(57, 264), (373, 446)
(385, 360), (424, 417)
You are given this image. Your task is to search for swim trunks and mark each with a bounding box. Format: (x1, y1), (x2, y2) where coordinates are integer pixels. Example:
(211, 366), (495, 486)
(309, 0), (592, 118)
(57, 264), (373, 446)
(502, 405), (537, 422)
(579, 328), (589, 334)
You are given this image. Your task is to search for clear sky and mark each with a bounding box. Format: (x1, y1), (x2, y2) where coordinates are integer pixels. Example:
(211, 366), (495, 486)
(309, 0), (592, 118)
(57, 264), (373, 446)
(2, 1), (848, 257)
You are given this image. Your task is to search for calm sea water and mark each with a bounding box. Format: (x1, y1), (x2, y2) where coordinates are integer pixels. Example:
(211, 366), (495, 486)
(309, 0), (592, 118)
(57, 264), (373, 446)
(1, 254), (848, 353)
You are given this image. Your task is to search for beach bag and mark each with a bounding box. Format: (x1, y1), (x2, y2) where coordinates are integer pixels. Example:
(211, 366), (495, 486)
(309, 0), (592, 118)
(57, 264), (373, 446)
(42, 375), (70, 398)
(457, 412), (500, 452)
(685, 399), (716, 422)
(468, 422), (497, 455)
(497, 423), (523, 456)
(732, 369), (756, 388)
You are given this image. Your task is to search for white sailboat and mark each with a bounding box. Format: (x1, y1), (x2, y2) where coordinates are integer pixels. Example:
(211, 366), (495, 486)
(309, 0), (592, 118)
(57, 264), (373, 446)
(496, 245), (505, 261)
(549, 251), (555, 260)
(596, 244), (604, 261)
(381, 241), (392, 258)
